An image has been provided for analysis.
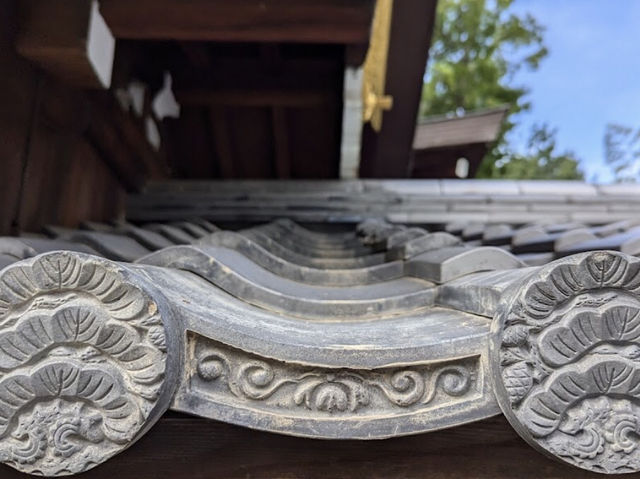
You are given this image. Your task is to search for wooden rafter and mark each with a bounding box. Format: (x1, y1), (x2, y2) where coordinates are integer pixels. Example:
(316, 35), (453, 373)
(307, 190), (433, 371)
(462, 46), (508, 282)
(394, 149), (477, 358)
(99, 0), (375, 44)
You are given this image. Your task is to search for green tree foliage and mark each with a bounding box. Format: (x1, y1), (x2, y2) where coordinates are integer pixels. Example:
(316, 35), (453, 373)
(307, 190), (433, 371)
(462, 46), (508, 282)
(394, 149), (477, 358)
(604, 124), (640, 182)
(421, 0), (547, 118)
(489, 124), (584, 180)
(419, 0), (586, 179)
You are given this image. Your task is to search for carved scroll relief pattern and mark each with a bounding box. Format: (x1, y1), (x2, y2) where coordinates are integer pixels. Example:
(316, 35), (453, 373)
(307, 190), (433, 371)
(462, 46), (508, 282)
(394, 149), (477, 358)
(190, 335), (480, 417)
(0, 252), (167, 476)
(494, 251), (640, 474)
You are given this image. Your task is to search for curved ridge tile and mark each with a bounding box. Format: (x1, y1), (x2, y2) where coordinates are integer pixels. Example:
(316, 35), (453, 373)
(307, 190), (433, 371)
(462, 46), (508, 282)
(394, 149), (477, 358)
(240, 230), (387, 269)
(193, 231), (403, 286)
(138, 245), (435, 320)
(129, 264), (497, 441)
(267, 218), (359, 246)
(387, 231), (461, 261)
(406, 246), (526, 284)
(245, 224), (376, 258)
(140, 264), (489, 367)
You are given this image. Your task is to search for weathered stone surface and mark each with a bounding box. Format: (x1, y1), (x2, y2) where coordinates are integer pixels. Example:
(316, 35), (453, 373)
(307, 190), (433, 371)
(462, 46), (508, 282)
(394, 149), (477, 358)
(511, 226), (547, 248)
(190, 218), (219, 233)
(0, 254), (17, 270)
(240, 229), (387, 269)
(356, 218), (401, 245)
(245, 223), (376, 258)
(0, 237), (100, 260)
(515, 252), (555, 267)
(193, 231), (404, 286)
(185, 336), (485, 438)
(553, 228), (598, 252)
(129, 180), (640, 224)
(559, 226), (640, 257)
(482, 224), (514, 246)
(267, 218), (360, 248)
(389, 231), (461, 261)
(171, 221), (210, 239)
(137, 264), (499, 440)
(6, 216), (640, 476)
(437, 268), (532, 318)
(0, 252), (179, 476)
(144, 223), (193, 244)
(41, 226), (78, 240)
(139, 245), (435, 320)
(385, 227), (429, 250)
(117, 224), (175, 250)
(462, 223), (486, 241)
(490, 251), (640, 474)
(79, 222), (115, 233)
(406, 246), (525, 284)
(69, 232), (151, 262)
(591, 220), (640, 238)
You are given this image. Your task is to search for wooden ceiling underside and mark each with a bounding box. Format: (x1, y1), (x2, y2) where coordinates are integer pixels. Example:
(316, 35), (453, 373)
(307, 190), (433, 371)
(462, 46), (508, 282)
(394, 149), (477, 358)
(100, 0), (377, 180)
(14, 0), (440, 183)
(97, 0), (439, 181)
(162, 42), (347, 179)
(99, 0), (375, 44)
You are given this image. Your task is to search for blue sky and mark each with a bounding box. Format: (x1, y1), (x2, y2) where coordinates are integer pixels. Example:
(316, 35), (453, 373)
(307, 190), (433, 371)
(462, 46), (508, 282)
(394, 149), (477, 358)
(508, 0), (640, 183)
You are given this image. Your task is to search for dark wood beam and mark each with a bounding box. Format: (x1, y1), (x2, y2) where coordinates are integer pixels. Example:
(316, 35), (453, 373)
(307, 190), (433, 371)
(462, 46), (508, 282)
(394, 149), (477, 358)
(106, 98), (170, 179)
(85, 101), (146, 192)
(271, 107), (291, 178)
(17, 0), (115, 88)
(209, 107), (236, 178)
(172, 54), (344, 92)
(178, 89), (332, 108)
(359, 0), (437, 178)
(99, 0), (375, 44)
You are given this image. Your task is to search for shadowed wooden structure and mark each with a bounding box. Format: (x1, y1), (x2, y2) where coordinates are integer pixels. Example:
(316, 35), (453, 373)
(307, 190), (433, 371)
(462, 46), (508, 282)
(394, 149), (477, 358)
(0, 0), (443, 236)
(412, 107), (508, 178)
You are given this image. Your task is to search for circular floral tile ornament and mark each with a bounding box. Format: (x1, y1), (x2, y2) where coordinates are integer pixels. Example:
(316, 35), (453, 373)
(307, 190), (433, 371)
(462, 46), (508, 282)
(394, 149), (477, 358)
(0, 252), (179, 476)
(490, 251), (640, 474)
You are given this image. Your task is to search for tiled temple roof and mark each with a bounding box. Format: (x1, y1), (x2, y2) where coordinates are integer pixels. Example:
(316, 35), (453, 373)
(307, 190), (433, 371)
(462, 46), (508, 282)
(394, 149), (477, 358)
(127, 180), (640, 224)
(2, 181), (640, 475)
